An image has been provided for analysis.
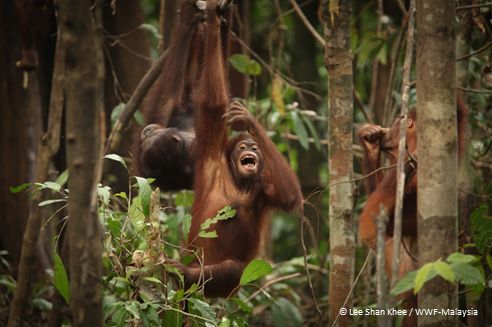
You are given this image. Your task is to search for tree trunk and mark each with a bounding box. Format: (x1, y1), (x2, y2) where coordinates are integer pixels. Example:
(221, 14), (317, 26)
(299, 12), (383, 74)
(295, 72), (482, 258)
(58, 1), (104, 326)
(322, 1), (356, 325)
(0, 0), (35, 277)
(416, 1), (458, 326)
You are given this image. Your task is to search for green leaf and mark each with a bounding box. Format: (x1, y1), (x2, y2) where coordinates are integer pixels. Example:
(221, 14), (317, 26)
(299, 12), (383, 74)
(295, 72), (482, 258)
(135, 177), (152, 217)
(198, 231), (218, 238)
(55, 170), (69, 187)
(175, 190), (194, 207)
(301, 114), (321, 150)
(433, 261), (455, 283)
(199, 206), (236, 238)
(450, 262), (485, 286)
(39, 199), (67, 207)
(229, 54), (262, 76)
(113, 307), (128, 326)
(414, 262), (437, 294)
(218, 317), (231, 327)
(486, 255), (492, 271)
(114, 192), (128, 200)
(97, 184), (111, 206)
(36, 181), (61, 192)
(111, 103), (126, 127)
(125, 301), (140, 319)
(233, 298), (253, 314)
(104, 154), (128, 170)
(162, 306), (183, 327)
(447, 252), (477, 264)
(134, 111), (144, 126)
(271, 298), (303, 327)
(53, 252), (70, 304)
(240, 259), (272, 285)
(181, 213), (192, 241)
(142, 277), (164, 285)
(0, 275), (16, 291)
(247, 60), (262, 76)
(290, 111), (309, 150)
(185, 283), (199, 295)
(188, 298), (216, 324)
(10, 183), (31, 193)
(32, 298), (52, 311)
(390, 270), (417, 296)
(470, 204), (492, 253)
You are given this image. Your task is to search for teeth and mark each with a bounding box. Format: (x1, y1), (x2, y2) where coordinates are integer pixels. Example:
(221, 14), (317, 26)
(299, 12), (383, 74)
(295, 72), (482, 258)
(241, 155), (256, 167)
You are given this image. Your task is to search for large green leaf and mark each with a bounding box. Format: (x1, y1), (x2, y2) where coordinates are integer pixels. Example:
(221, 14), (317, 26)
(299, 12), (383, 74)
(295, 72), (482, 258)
(290, 111), (309, 150)
(188, 298), (216, 326)
(390, 270), (417, 296)
(450, 262), (485, 286)
(239, 259), (272, 285)
(135, 177), (152, 217)
(414, 262), (437, 294)
(447, 252), (477, 264)
(433, 261), (455, 283)
(53, 252), (70, 304)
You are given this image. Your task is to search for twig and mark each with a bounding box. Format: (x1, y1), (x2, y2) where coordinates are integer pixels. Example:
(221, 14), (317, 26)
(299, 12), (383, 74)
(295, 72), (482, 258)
(456, 2), (492, 10)
(391, 0), (415, 294)
(331, 252), (373, 327)
(245, 272), (302, 302)
(376, 207), (389, 327)
(382, 12), (406, 126)
(231, 32), (322, 101)
(457, 38), (492, 61)
(301, 215), (322, 316)
(457, 86), (492, 94)
(288, 0), (326, 47)
(328, 163), (398, 188)
(104, 49), (169, 155)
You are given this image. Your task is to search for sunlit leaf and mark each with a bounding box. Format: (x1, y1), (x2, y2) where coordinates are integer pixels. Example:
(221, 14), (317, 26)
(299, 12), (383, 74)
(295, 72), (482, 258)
(10, 183), (31, 194)
(240, 259), (272, 285)
(104, 154), (128, 170)
(433, 261), (455, 283)
(39, 199), (67, 207)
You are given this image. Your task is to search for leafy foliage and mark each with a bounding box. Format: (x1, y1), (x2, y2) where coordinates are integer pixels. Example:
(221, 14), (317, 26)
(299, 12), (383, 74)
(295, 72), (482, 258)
(391, 253), (485, 297)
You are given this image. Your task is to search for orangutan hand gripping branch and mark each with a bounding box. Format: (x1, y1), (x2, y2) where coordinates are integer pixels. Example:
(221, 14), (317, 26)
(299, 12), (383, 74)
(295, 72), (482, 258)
(357, 98), (467, 319)
(134, 0), (233, 191)
(167, 0), (303, 298)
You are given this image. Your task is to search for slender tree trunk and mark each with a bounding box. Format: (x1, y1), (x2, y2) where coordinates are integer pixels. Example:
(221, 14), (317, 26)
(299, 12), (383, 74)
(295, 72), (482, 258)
(58, 1), (104, 326)
(416, 1), (458, 326)
(7, 19), (65, 327)
(322, 1), (355, 325)
(159, 0), (179, 53)
(0, 0), (36, 277)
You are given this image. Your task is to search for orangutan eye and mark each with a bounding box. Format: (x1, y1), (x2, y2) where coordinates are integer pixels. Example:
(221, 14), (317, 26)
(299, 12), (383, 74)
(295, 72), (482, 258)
(252, 145), (258, 151)
(239, 144), (247, 150)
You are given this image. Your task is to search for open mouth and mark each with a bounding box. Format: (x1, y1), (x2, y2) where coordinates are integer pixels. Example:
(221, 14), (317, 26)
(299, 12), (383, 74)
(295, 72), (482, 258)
(240, 154), (257, 170)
